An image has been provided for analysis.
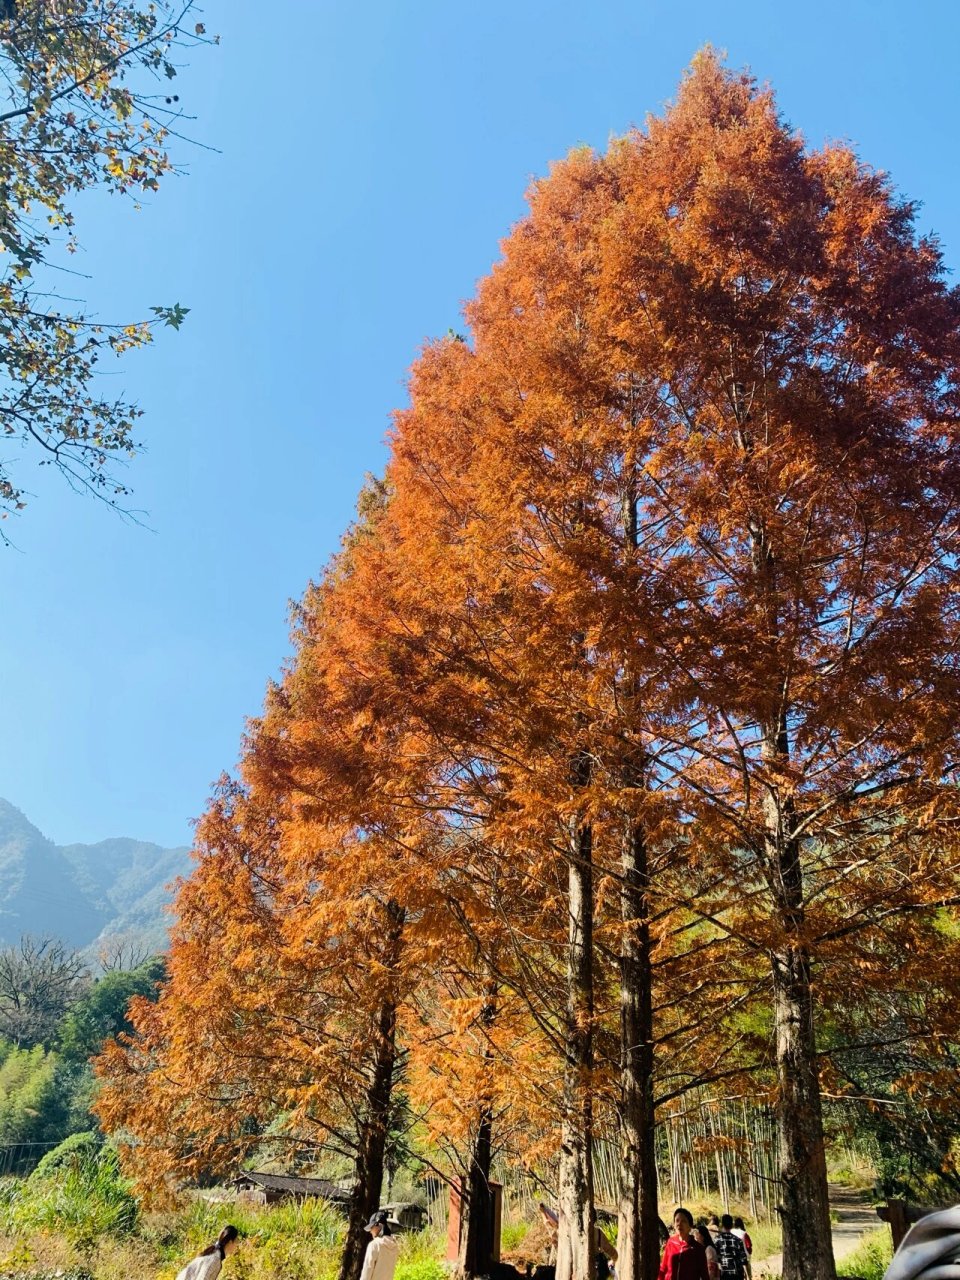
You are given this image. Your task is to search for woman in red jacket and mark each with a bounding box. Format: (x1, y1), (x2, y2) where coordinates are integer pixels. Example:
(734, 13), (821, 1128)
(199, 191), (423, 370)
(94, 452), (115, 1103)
(658, 1209), (710, 1280)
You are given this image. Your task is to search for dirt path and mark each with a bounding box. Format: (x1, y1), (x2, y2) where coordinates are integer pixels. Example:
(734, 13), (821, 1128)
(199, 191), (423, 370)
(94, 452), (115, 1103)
(755, 1189), (879, 1277)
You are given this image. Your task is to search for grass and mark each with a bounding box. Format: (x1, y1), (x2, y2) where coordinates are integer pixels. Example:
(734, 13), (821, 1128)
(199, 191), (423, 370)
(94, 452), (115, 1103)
(0, 1148), (138, 1249)
(0, 1169), (449, 1280)
(147, 1197), (349, 1280)
(0, 1218), (448, 1280)
(0, 1147), (798, 1280)
(743, 1219), (781, 1262)
(827, 1155), (878, 1195)
(393, 1231), (447, 1280)
(500, 1220), (532, 1252)
(837, 1230), (893, 1280)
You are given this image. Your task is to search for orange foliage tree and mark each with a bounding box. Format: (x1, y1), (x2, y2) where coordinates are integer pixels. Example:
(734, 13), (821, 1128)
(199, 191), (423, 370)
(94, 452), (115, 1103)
(99, 51), (960, 1280)
(96, 768), (412, 1280)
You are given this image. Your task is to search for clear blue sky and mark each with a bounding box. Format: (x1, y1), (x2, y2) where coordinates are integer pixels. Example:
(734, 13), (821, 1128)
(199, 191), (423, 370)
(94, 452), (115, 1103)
(1, 0), (958, 848)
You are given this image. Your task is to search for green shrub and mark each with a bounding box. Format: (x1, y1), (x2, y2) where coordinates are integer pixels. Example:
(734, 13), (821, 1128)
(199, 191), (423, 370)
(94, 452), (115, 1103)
(170, 1194), (344, 1256)
(254, 1234), (311, 1280)
(11, 1145), (138, 1242)
(252, 1196), (343, 1245)
(394, 1225), (446, 1280)
(501, 1221), (531, 1251)
(31, 1130), (102, 1180)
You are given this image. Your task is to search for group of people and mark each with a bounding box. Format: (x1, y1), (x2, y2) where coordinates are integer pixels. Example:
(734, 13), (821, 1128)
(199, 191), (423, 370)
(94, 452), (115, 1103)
(658, 1211), (753, 1280)
(176, 1211), (399, 1280)
(180, 1205), (753, 1280)
(535, 1202), (753, 1280)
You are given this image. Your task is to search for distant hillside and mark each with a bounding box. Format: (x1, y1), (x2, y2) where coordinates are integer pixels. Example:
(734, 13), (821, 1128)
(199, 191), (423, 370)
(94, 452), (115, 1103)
(0, 799), (191, 955)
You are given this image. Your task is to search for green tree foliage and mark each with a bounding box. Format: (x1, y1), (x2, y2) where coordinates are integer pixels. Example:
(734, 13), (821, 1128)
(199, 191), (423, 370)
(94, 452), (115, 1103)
(0, 0), (212, 527)
(58, 956), (165, 1064)
(0, 1042), (72, 1158)
(0, 943), (165, 1171)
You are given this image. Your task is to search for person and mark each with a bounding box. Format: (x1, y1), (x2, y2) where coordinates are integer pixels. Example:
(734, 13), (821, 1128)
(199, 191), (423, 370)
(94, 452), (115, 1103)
(707, 1217), (720, 1239)
(592, 1210), (618, 1280)
(714, 1215), (751, 1280)
(658, 1208), (710, 1280)
(360, 1209), (399, 1280)
(731, 1219), (752, 1259)
(538, 1203), (559, 1267)
(176, 1226), (240, 1280)
(693, 1224), (720, 1280)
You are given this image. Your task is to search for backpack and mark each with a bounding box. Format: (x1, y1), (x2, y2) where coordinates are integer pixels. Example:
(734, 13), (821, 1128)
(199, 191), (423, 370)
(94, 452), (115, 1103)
(714, 1231), (748, 1280)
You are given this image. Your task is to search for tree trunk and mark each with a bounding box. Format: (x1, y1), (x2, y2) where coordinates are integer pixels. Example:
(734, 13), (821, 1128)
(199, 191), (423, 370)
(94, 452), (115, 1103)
(763, 745), (834, 1280)
(617, 820), (660, 1280)
(458, 1103), (495, 1277)
(339, 906), (404, 1280)
(556, 819), (596, 1280)
(616, 453), (660, 1280)
(771, 926), (834, 1280)
(749, 501), (834, 1280)
(458, 981), (497, 1279)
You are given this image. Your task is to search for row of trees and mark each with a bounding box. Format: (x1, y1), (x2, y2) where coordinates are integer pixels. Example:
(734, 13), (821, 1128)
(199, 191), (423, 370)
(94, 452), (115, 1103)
(97, 52), (960, 1280)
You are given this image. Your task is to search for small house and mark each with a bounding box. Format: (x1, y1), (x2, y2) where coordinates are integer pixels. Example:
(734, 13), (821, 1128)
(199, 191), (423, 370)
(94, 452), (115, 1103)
(381, 1202), (428, 1233)
(233, 1170), (353, 1212)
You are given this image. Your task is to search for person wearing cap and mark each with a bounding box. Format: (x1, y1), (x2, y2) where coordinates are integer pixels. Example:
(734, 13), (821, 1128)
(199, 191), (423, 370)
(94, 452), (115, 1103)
(359, 1210), (399, 1280)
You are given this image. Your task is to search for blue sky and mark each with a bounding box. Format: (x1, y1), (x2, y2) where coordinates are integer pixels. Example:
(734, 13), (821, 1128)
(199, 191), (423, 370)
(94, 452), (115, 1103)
(2, 0), (958, 849)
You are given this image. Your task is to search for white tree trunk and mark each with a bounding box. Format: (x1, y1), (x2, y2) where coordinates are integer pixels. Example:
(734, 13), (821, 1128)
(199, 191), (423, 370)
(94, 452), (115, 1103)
(556, 822), (596, 1280)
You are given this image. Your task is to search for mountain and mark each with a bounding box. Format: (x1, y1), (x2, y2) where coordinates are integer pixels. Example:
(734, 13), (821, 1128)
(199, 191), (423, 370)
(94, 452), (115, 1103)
(0, 799), (191, 955)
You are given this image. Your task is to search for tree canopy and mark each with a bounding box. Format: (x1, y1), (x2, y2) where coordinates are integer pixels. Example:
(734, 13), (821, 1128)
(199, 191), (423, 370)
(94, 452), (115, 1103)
(0, 0), (210, 528)
(96, 51), (960, 1280)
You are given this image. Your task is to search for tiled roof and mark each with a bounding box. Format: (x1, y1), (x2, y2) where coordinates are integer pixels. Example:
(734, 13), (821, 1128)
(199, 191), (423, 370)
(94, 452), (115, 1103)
(235, 1170), (351, 1201)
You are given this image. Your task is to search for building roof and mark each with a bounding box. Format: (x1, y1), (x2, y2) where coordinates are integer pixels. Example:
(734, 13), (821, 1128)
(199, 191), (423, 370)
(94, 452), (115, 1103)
(235, 1170), (352, 1202)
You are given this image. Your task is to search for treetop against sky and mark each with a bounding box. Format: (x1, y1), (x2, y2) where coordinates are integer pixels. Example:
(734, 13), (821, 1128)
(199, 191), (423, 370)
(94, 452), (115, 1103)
(0, 0), (958, 849)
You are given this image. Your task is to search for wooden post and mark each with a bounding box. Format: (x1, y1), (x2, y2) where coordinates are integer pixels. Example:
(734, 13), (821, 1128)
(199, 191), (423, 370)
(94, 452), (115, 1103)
(877, 1201), (908, 1252)
(446, 1177), (503, 1269)
(447, 1179), (463, 1263)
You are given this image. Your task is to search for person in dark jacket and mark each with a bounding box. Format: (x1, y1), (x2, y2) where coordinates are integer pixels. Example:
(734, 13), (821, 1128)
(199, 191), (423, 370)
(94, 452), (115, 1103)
(714, 1215), (751, 1280)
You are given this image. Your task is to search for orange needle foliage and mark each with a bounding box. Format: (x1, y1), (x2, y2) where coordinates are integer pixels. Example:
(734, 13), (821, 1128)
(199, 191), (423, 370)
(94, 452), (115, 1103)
(99, 50), (960, 1280)
(96, 770), (412, 1280)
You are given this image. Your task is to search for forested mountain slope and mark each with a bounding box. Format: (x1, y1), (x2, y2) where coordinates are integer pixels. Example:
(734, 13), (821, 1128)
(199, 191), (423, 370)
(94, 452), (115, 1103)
(0, 800), (189, 953)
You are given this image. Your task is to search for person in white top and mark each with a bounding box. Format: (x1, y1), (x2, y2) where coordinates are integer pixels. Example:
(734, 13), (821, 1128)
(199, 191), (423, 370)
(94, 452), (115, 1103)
(359, 1210), (399, 1280)
(176, 1225), (240, 1280)
(731, 1219), (753, 1263)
